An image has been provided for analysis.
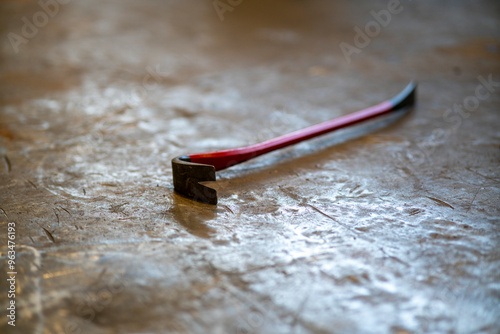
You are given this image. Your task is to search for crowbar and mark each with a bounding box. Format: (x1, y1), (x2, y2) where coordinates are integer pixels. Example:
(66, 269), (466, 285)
(172, 82), (416, 204)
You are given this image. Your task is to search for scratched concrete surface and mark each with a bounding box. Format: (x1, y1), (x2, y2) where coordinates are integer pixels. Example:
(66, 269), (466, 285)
(1, 0), (499, 333)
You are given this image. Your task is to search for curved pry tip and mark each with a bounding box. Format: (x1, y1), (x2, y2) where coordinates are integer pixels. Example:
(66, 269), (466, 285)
(391, 81), (417, 111)
(172, 156), (218, 205)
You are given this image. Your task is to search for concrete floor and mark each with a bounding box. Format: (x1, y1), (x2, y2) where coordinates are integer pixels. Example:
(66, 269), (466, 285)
(1, 1), (499, 333)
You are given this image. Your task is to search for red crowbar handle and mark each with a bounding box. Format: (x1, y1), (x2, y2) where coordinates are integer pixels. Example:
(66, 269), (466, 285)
(172, 82), (416, 204)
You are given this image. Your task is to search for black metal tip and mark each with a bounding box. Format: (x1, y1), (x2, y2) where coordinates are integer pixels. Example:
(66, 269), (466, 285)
(172, 156), (217, 205)
(391, 81), (417, 111)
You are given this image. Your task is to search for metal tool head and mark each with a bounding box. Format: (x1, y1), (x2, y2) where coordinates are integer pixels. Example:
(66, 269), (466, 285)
(172, 156), (217, 204)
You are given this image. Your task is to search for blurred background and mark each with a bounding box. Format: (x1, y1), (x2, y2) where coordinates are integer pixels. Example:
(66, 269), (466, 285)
(1, 1), (499, 333)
